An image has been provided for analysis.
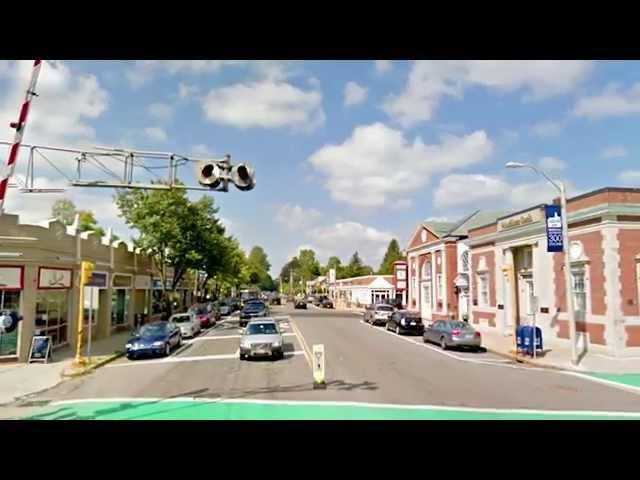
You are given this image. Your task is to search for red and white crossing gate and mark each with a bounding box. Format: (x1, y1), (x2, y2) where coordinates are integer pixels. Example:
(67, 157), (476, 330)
(0, 59), (42, 215)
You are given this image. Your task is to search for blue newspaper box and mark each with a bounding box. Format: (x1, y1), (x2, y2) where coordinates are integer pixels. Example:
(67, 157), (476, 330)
(516, 325), (525, 351)
(522, 326), (544, 356)
(533, 326), (543, 353)
(521, 326), (532, 354)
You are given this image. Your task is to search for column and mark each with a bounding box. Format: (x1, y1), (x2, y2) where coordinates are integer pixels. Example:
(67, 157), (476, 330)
(18, 265), (38, 362)
(503, 247), (517, 333)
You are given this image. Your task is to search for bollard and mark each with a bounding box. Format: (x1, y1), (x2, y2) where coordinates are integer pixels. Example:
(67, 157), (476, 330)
(312, 344), (326, 389)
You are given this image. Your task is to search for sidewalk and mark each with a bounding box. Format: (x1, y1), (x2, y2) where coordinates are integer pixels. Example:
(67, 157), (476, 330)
(480, 329), (640, 375)
(0, 331), (129, 405)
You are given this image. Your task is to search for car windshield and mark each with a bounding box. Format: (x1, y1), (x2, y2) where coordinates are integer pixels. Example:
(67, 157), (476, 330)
(190, 307), (208, 315)
(139, 323), (168, 336)
(171, 315), (192, 323)
(245, 303), (265, 310)
(446, 321), (469, 330)
(246, 323), (278, 335)
(376, 305), (394, 312)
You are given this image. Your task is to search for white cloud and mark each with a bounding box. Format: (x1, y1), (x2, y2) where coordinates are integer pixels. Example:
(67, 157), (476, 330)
(202, 81), (325, 131)
(384, 60), (592, 127)
(306, 221), (393, 268)
(0, 60), (108, 145)
(375, 60), (393, 74)
(344, 81), (368, 107)
(601, 145), (628, 159)
(190, 144), (215, 157)
(425, 216), (451, 222)
(530, 120), (564, 137)
(147, 102), (173, 122)
(144, 126), (168, 142)
(618, 170), (640, 185)
(307, 122), (493, 209)
(538, 156), (566, 171)
(434, 173), (574, 210)
(178, 82), (199, 100)
(573, 83), (640, 119)
(275, 203), (322, 230)
(4, 175), (133, 240)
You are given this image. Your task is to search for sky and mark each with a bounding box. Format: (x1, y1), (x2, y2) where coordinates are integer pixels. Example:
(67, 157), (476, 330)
(2, 60), (640, 277)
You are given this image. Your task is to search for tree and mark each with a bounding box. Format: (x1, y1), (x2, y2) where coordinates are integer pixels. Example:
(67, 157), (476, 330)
(245, 245), (275, 290)
(298, 249), (321, 282)
(51, 198), (112, 238)
(116, 183), (227, 312)
(51, 199), (76, 225)
(344, 251), (374, 278)
(377, 239), (404, 275)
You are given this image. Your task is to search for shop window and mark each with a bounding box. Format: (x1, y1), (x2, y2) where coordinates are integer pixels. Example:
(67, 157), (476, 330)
(478, 273), (489, 307)
(35, 290), (69, 346)
(0, 291), (21, 356)
(524, 277), (535, 316)
(83, 287), (99, 326)
(422, 261), (432, 280)
(461, 251), (469, 273)
(572, 269), (587, 321)
(111, 289), (131, 326)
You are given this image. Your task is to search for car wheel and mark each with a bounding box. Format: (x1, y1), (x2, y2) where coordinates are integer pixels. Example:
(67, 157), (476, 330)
(395, 325), (401, 335)
(178, 335), (183, 347)
(127, 354), (134, 360)
(164, 343), (171, 357)
(239, 353), (246, 361)
(440, 336), (448, 350)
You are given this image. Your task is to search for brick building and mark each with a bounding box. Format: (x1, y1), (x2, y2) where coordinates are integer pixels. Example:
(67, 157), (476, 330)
(406, 212), (506, 322)
(465, 187), (640, 357)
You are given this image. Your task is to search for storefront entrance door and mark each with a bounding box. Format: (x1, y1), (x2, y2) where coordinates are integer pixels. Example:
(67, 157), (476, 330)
(421, 282), (432, 320)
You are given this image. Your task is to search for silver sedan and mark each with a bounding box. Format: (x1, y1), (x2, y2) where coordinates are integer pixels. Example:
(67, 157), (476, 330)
(239, 318), (284, 360)
(170, 313), (201, 338)
(423, 320), (482, 351)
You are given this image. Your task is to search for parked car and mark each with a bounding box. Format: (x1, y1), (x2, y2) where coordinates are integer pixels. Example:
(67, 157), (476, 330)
(125, 321), (181, 359)
(364, 303), (395, 326)
(239, 301), (270, 327)
(239, 318), (284, 360)
(306, 295), (315, 303)
(170, 312), (201, 338)
(294, 298), (307, 309)
(189, 304), (215, 329)
(320, 297), (333, 309)
(385, 310), (423, 335)
(207, 303), (222, 322)
(312, 296), (323, 306)
(424, 320), (482, 351)
(382, 297), (403, 310)
(217, 301), (232, 316)
(269, 294), (281, 306)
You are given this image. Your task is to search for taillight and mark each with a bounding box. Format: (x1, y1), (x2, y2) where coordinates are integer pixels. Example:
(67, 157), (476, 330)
(475, 332), (481, 337)
(452, 329), (461, 336)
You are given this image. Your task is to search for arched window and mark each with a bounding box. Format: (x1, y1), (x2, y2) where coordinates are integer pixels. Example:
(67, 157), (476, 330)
(461, 251), (469, 273)
(422, 261), (432, 280)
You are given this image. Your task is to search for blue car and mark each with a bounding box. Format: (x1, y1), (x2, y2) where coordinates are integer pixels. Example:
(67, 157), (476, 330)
(125, 321), (182, 360)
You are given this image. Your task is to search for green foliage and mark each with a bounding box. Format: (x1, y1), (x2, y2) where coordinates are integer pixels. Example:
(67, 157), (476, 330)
(51, 199), (76, 225)
(377, 239), (404, 275)
(343, 251), (374, 278)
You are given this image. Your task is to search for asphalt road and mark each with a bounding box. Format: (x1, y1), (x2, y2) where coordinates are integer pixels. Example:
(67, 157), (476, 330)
(6, 303), (640, 417)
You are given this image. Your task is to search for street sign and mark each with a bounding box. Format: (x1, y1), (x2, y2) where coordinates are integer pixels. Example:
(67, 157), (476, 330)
(312, 344), (326, 389)
(328, 268), (336, 284)
(545, 205), (564, 253)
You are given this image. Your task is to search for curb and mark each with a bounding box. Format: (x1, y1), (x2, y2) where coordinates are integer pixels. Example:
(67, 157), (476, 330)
(61, 351), (125, 378)
(483, 346), (587, 373)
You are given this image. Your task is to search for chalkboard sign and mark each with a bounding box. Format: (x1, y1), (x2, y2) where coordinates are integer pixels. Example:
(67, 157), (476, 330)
(28, 336), (52, 363)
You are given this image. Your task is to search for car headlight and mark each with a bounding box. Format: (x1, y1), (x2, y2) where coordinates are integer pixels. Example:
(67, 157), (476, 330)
(272, 341), (281, 347)
(400, 318), (407, 325)
(152, 341), (164, 347)
(125, 343), (132, 348)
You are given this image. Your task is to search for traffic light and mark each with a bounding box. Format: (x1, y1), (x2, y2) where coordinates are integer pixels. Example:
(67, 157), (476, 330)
(81, 261), (95, 285)
(195, 157), (255, 191)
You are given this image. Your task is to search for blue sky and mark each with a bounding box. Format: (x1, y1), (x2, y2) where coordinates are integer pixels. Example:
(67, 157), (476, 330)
(2, 60), (640, 276)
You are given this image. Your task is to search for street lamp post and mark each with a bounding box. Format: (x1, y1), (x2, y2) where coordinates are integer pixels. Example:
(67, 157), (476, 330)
(505, 162), (578, 365)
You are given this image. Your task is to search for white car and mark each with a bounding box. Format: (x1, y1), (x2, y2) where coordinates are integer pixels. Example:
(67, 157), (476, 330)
(218, 303), (232, 316)
(170, 313), (201, 338)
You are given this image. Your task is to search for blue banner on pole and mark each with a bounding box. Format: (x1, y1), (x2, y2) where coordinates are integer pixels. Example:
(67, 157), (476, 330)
(545, 205), (563, 252)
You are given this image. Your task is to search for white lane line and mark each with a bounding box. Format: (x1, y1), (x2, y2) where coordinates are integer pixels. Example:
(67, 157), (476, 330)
(106, 351), (307, 368)
(359, 320), (545, 371)
(47, 396), (640, 418)
(559, 371), (640, 396)
(184, 333), (296, 343)
(289, 319), (313, 369)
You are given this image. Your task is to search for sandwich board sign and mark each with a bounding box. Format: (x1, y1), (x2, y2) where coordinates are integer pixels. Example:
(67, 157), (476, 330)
(28, 336), (52, 363)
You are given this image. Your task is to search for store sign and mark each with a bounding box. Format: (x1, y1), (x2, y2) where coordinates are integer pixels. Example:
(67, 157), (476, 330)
(498, 208), (542, 232)
(112, 274), (133, 288)
(86, 272), (108, 288)
(545, 205), (564, 253)
(38, 268), (72, 289)
(134, 275), (151, 289)
(0, 266), (23, 290)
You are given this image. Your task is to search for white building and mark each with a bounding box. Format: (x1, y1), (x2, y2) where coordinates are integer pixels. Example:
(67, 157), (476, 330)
(330, 275), (395, 307)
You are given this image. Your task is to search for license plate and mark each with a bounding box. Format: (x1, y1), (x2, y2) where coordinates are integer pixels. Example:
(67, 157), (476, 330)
(410, 321), (416, 325)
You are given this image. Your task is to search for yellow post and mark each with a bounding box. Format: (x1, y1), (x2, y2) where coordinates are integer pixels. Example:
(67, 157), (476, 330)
(74, 261), (95, 366)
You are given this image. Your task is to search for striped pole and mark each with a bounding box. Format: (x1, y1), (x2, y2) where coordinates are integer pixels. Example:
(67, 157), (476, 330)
(0, 59), (43, 215)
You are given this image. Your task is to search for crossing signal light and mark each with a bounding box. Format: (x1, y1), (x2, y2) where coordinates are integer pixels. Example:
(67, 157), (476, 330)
(196, 161), (222, 188)
(230, 164), (256, 191)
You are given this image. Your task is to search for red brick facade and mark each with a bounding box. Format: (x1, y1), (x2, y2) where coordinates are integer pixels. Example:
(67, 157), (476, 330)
(625, 326), (640, 347)
(445, 242), (458, 317)
(472, 311), (496, 326)
(617, 230), (640, 316)
(471, 250), (496, 307)
(556, 319), (606, 345)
